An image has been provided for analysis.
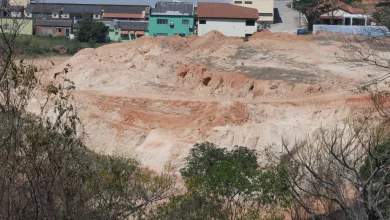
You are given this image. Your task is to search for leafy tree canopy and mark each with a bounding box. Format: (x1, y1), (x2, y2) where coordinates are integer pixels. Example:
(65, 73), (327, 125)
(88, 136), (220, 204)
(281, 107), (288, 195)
(75, 18), (108, 43)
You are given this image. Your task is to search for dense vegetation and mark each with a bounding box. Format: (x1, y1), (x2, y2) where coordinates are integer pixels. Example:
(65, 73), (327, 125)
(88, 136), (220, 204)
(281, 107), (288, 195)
(75, 18), (109, 46)
(13, 35), (108, 56)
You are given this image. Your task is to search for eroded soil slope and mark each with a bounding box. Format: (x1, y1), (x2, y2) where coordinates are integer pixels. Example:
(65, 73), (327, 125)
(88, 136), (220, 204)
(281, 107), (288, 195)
(42, 31), (384, 171)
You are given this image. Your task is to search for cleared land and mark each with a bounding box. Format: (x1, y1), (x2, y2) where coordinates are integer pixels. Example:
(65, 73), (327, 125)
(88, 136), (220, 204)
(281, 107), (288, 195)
(31, 31), (387, 171)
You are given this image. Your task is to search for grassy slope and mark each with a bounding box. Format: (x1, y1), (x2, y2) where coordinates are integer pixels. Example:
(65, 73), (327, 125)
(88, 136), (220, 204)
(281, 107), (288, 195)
(14, 35), (110, 57)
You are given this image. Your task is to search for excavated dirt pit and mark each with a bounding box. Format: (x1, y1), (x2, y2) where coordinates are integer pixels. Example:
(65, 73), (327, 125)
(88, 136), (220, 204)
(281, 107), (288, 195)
(31, 31), (388, 171)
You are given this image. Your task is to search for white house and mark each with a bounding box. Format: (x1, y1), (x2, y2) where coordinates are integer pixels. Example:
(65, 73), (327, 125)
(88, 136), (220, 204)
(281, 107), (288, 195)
(197, 2), (259, 37)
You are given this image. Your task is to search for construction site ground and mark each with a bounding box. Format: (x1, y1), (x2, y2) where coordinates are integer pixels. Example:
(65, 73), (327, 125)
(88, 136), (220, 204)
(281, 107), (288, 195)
(30, 31), (387, 171)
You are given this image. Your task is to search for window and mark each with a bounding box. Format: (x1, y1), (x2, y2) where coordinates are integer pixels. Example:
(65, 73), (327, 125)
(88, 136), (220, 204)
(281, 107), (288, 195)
(157, 19), (168, 24)
(234, 1), (242, 3)
(259, 13), (273, 17)
(179, 33), (185, 37)
(244, 1), (253, 3)
(182, 19), (189, 25)
(3, 24), (9, 30)
(199, 20), (206, 24)
(56, 28), (62, 33)
(246, 20), (256, 26)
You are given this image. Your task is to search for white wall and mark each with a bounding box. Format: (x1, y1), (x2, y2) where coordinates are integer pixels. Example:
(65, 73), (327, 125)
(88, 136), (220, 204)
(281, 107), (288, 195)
(52, 12), (59, 18)
(232, 0), (274, 23)
(93, 14), (101, 19)
(11, 12), (22, 17)
(197, 18), (257, 37)
(61, 13), (70, 18)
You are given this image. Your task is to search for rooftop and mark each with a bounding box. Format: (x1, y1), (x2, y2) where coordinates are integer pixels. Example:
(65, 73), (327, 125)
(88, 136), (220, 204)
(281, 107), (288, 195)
(26, 3), (148, 14)
(35, 19), (73, 26)
(109, 20), (148, 30)
(317, 1), (364, 14)
(197, 2), (259, 19)
(151, 2), (194, 16)
(31, 0), (230, 6)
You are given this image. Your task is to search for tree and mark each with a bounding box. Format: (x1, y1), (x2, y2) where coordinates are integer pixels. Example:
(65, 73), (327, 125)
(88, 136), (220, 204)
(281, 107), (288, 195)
(152, 142), (290, 220)
(0, 5), (176, 219)
(280, 116), (390, 220)
(75, 18), (108, 43)
(373, 1), (390, 30)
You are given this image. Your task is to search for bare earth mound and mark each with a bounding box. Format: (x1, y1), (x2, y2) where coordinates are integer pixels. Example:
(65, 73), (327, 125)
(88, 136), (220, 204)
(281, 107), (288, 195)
(42, 31), (385, 171)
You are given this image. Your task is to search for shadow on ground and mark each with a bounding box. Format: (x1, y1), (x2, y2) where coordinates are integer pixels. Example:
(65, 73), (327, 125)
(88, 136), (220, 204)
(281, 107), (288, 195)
(273, 8), (282, 24)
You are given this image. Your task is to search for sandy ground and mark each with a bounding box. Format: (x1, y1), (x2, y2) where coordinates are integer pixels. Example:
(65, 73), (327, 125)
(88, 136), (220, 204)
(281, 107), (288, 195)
(29, 31), (386, 171)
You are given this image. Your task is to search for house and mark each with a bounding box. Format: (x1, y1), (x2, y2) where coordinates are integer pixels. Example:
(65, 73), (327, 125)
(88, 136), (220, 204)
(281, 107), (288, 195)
(108, 20), (148, 41)
(61, 5), (103, 21)
(318, 2), (371, 25)
(26, 3), (149, 23)
(35, 19), (73, 37)
(149, 2), (194, 37)
(26, 4), (104, 22)
(197, 2), (258, 37)
(231, 0), (274, 23)
(25, 4), (61, 18)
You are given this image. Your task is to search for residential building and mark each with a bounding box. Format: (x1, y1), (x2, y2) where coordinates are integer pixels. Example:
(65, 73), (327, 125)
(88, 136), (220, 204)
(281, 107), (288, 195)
(26, 3), (149, 23)
(35, 19), (73, 37)
(25, 4), (61, 18)
(108, 20), (148, 41)
(149, 2), (194, 37)
(197, 2), (258, 37)
(232, 0), (274, 23)
(318, 2), (372, 25)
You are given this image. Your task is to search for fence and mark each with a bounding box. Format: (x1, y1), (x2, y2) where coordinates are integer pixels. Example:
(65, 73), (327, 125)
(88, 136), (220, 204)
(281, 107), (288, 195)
(313, 25), (390, 37)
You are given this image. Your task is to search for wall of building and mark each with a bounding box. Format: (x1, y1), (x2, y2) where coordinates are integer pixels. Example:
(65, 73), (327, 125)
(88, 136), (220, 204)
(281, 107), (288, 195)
(109, 27), (121, 41)
(11, 11), (22, 17)
(36, 26), (53, 36)
(52, 12), (60, 18)
(61, 13), (70, 19)
(109, 28), (149, 41)
(197, 18), (257, 37)
(36, 26), (71, 37)
(321, 9), (348, 17)
(53, 27), (70, 36)
(0, 18), (33, 35)
(232, 0), (274, 23)
(149, 15), (194, 37)
(313, 25), (389, 37)
(93, 14), (101, 19)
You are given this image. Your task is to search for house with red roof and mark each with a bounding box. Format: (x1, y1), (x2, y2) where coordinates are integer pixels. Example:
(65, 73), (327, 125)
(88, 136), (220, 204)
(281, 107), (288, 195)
(317, 1), (372, 25)
(196, 2), (259, 37)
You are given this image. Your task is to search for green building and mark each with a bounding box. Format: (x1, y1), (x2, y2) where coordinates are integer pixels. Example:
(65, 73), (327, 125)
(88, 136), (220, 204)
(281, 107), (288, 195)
(108, 20), (149, 42)
(149, 2), (194, 37)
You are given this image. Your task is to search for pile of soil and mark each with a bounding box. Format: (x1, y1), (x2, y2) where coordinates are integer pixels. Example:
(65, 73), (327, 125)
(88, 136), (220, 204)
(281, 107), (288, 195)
(36, 30), (383, 172)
